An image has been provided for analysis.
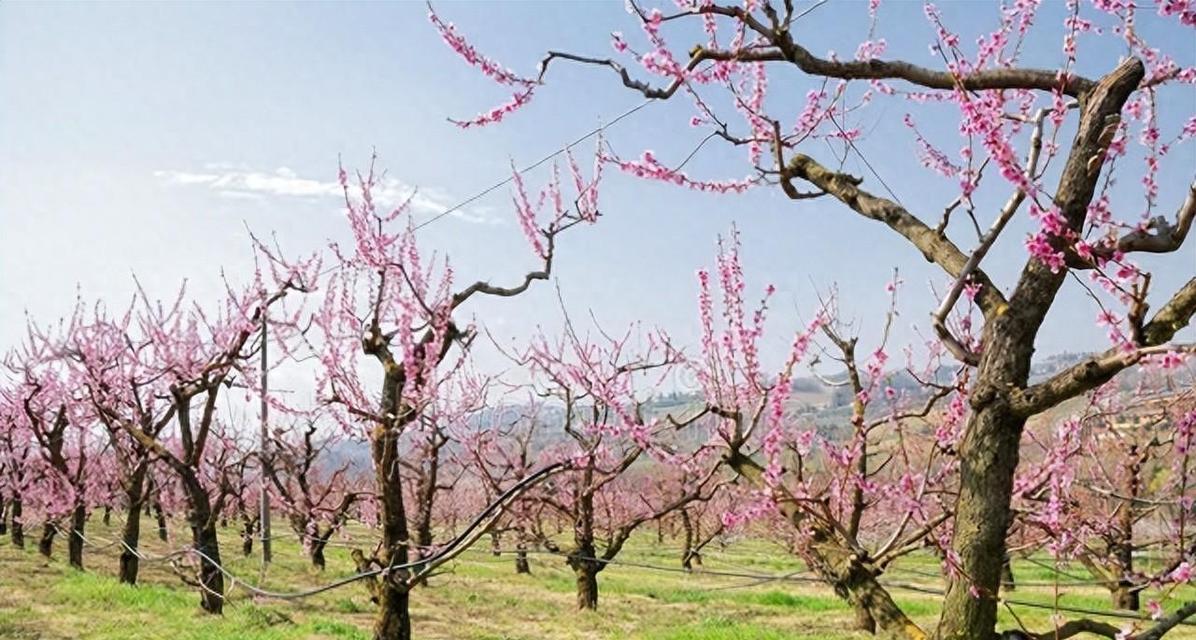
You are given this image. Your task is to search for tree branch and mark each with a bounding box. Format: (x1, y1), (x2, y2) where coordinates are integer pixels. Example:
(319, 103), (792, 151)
(784, 153), (1008, 316)
(1012, 277), (1196, 415)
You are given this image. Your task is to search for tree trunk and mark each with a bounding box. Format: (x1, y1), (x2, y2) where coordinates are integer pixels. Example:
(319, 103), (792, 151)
(193, 520), (224, 614)
(515, 544), (530, 574)
(935, 55), (1143, 640)
(183, 478), (224, 615)
(490, 530), (501, 556)
(725, 451), (925, 638)
(680, 509), (695, 570)
(372, 418), (412, 640)
(102, 505), (112, 527)
(311, 540), (327, 570)
(375, 582), (412, 640)
(1112, 443), (1140, 611)
(1000, 554), (1016, 592)
(853, 602), (878, 634)
(68, 504), (86, 570)
(38, 522), (56, 558)
(937, 400), (1026, 639)
(0, 496), (7, 536)
(154, 502), (169, 542)
(1113, 583), (1140, 611)
(241, 518), (255, 557)
(119, 501), (143, 584)
(575, 566), (599, 610)
(10, 499), (23, 548)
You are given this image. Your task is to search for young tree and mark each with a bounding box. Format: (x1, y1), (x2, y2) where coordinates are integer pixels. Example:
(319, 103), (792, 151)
(6, 313), (100, 571)
(266, 418), (364, 569)
(67, 304), (178, 584)
(520, 325), (722, 610)
(1015, 380), (1196, 614)
(683, 232), (958, 634)
(314, 154), (600, 639)
(109, 255), (315, 613)
(462, 401), (558, 575)
(435, 3), (1196, 636)
(0, 397), (33, 548)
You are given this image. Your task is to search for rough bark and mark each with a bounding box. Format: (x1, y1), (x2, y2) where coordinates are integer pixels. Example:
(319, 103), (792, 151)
(854, 603), (879, 634)
(9, 498), (23, 548)
(1110, 442), (1140, 611)
(193, 520), (224, 615)
(183, 479), (224, 615)
(311, 540), (327, 570)
(569, 467), (603, 611)
(372, 418), (413, 640)
(119, 498), (143, 585)
(575, 564), (600, 610)
(725, 451), (926, 639)
(515, 544), (530, 574)
(936, 58), (1144, 640)
(68, 504), (86, 570)
(375, 582), (411, 640)
(1113, 584), (1139, 612)
(38, 522), (56, 558)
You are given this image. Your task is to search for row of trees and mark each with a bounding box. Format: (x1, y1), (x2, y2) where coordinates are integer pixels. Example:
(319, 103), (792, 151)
(2, 204), (1194, 640)
(3, 2), (1196, 640)
(427, 0), (1196, 637)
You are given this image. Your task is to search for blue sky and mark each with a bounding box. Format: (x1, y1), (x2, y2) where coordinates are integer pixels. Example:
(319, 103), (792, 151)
(2, 1), (1193, 383)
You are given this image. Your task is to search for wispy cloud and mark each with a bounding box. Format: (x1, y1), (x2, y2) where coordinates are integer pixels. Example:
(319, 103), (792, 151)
(154, 166), (501, 225)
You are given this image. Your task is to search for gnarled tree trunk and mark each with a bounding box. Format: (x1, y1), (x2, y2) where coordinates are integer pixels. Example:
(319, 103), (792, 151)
(373, 423), (412, 640)
(119, 464), (147, 583)
(9, 498), (23, 548)
(936, 58), (1144, 640)
(853, 603), (878, 634)
(725, 451), (926, 639)
(311, 539), (328, 570)
(38, 522), (56, 558)
(573, 560), (600, 610)
(68, 504), (86, 570)
(182, 475), (224, 615)
(515, 543), (530, 574)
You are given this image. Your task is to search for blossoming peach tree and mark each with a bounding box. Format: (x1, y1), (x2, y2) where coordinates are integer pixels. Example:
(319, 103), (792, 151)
(312, 152), (601, 639)
(432, 1), (1196, 637)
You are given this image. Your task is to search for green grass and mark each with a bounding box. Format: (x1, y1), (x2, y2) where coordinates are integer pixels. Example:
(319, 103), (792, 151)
(1, 518), (1193, 639)
(641, 616), (791, 640)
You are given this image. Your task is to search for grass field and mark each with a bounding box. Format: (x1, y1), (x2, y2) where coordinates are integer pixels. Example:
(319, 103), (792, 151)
(0, 518), (1192, 639)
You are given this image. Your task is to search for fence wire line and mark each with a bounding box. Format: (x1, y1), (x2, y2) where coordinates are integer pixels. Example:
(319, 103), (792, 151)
(18, 521), (1178, 591)
(13, 520), (1196, 629)
(412, 98), (654, 231)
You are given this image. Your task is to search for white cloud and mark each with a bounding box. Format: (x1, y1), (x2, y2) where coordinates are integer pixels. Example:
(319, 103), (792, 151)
(154, 166), (503, 225)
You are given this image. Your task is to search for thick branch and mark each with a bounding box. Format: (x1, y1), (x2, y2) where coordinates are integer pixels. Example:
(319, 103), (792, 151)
(777, 40), (1093, 96)
(785, 153), (1007, 316)
(1012, 277), (1196, 415)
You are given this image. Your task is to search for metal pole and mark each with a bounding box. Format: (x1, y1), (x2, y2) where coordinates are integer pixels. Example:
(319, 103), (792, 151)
(259, 309), (272, 565)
